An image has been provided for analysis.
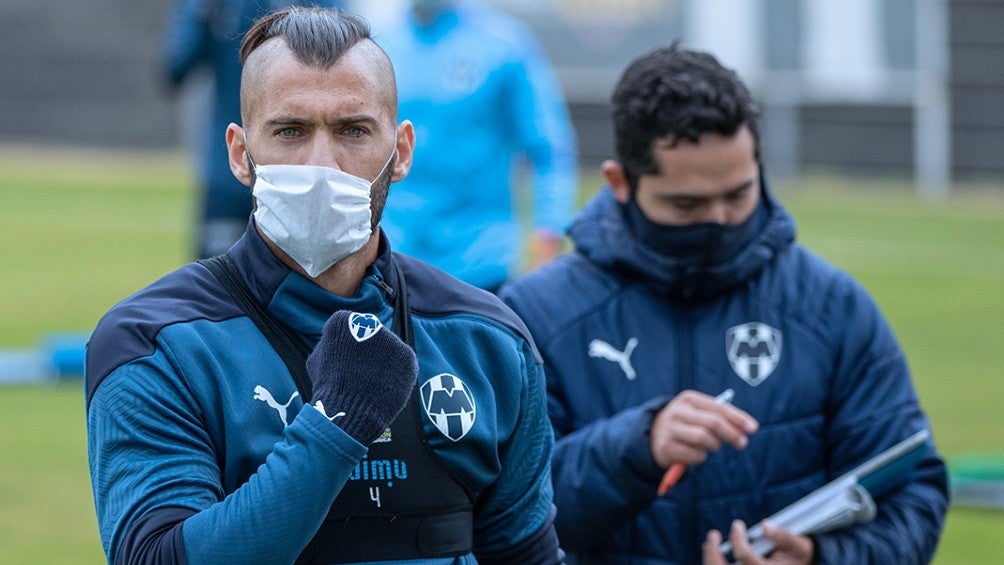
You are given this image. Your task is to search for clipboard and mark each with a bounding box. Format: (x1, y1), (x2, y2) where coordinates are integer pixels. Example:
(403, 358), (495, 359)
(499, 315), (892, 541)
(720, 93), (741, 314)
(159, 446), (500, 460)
(719, 428), (931, 558)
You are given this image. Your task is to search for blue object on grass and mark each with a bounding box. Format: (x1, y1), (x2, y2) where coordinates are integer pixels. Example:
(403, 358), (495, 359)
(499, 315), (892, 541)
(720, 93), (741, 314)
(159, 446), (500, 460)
(0, 349), (49, 384)
(42, 332), (90, 378)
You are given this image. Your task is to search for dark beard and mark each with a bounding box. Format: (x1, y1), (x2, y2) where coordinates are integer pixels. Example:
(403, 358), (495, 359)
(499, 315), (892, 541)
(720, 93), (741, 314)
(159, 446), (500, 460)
(369, 152), (396, 230)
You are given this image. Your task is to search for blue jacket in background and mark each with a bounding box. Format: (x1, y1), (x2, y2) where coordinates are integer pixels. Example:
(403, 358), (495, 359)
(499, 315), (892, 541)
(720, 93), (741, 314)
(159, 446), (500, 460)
(85, 224), (560, 564)
(500, 185), (948, 564)
(161, 0), (340, 248)
(376, 3), (579, 289)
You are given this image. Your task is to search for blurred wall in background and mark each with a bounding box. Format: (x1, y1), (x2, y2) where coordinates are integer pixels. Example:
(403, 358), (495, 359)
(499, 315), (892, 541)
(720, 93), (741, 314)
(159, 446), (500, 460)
(0, 0), (1001, 189)
(0, 1), (176, 149)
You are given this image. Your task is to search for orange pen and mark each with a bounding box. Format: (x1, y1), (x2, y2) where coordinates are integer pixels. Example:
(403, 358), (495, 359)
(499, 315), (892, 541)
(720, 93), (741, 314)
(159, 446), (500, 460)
(657, 388), (735, 496)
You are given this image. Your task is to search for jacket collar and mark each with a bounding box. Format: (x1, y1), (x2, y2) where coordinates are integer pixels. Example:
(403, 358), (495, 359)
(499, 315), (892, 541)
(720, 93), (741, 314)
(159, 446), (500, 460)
(228, 220), (395, 343)
(568, 176), (797, 301)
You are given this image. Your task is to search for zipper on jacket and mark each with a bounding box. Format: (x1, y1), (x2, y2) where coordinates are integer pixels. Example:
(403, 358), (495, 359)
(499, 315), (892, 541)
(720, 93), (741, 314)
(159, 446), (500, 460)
(375, 273), (396, 300)
(676, 306), (701, 561)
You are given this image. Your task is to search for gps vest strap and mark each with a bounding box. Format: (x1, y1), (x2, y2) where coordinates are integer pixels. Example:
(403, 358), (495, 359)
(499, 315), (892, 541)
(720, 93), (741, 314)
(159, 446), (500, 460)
(199, 254), (314, 397)
(199, 253), (475, 563)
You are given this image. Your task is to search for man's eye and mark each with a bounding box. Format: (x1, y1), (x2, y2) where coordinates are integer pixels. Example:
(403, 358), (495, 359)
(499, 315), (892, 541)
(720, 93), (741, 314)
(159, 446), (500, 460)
(343, 126), (365, 138)
(277, 128), (299, 139)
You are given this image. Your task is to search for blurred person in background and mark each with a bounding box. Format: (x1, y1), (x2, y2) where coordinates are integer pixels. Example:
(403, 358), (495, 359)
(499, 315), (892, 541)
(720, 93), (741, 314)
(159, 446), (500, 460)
(500, 43), (948, 564)
(161, 0), (342, 259)
(377, 0), (579, 293)
(89, 7), (562, 563)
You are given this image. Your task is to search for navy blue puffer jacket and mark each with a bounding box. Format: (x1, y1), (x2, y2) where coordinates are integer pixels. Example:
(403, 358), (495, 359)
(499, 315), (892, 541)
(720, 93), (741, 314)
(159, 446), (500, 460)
(500, 185), (948, 564)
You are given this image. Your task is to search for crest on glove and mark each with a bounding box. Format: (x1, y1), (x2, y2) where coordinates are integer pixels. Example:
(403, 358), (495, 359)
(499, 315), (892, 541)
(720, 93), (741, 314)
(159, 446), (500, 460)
(347, 312), (382, 342)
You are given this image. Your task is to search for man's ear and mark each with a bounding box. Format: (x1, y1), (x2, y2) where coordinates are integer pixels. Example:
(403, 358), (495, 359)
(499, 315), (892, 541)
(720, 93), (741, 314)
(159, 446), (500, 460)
(602, 160), (631, 204)
(391, 121), (416, 182)
(226, 124), (253, 187)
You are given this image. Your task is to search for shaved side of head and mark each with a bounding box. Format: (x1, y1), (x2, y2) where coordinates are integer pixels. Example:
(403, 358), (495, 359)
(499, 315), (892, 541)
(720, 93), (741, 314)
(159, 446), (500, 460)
(237, 7), (398, 122)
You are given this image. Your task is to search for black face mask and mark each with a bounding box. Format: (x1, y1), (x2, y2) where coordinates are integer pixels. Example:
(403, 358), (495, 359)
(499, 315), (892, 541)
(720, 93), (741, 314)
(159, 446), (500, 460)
(624, 196), (769, 268)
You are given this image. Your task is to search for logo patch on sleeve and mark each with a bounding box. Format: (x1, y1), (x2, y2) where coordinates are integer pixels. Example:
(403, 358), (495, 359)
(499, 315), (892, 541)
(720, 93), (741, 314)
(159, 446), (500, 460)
(420, 373), (477, 442)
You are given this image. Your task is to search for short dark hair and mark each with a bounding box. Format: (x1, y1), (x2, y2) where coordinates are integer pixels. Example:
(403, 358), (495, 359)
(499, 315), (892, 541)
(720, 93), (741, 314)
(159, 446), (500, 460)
(611, 42), (761, 189)
(239, 6), (371, 67)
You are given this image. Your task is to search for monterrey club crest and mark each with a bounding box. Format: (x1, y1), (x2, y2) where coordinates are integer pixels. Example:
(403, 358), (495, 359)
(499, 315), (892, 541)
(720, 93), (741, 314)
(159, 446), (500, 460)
(726, 322), (782, 387)
(420, 373), (477, 442)
(347, 312), (382, 342)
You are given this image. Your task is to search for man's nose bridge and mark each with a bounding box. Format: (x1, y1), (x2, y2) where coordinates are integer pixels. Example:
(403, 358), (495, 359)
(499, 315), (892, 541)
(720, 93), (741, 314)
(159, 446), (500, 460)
(309, 133), (342, 169)
(706, 199), (730, 224)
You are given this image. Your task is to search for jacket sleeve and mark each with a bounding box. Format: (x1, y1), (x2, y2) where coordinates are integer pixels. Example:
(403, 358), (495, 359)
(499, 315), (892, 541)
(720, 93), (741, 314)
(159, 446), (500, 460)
(502, 27), (578, 237)
(471, 339), (564, 564)
(810, 277), (949, 564)
(499, 273), (653, 552)
(548, 392), (669, 552)
(87, 353), (366, 565)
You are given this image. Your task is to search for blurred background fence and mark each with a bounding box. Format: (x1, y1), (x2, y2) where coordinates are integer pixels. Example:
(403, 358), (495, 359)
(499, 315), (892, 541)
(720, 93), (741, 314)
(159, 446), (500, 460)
(2, 0), (1003, 191)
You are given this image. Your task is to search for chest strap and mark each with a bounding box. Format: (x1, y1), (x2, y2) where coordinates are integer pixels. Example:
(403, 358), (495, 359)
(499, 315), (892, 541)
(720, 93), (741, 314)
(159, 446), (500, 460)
(199, 254), (314, 398)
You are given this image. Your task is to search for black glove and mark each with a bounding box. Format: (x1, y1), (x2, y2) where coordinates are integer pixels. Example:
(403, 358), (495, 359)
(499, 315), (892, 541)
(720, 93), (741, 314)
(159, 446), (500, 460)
(306, 310), (418, 444)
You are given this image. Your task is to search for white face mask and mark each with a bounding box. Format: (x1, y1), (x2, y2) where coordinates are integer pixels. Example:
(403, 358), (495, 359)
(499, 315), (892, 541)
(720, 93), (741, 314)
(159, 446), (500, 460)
(247, 139), (395, 278)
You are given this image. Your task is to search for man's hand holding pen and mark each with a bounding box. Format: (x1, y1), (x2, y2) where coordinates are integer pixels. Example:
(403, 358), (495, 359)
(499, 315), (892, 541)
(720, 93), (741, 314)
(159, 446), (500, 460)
(650, 389), (759, 495)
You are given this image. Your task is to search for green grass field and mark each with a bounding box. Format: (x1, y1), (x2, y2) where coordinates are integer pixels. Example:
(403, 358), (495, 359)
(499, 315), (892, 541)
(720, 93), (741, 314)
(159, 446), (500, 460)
(1, 146), (1002, 563)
